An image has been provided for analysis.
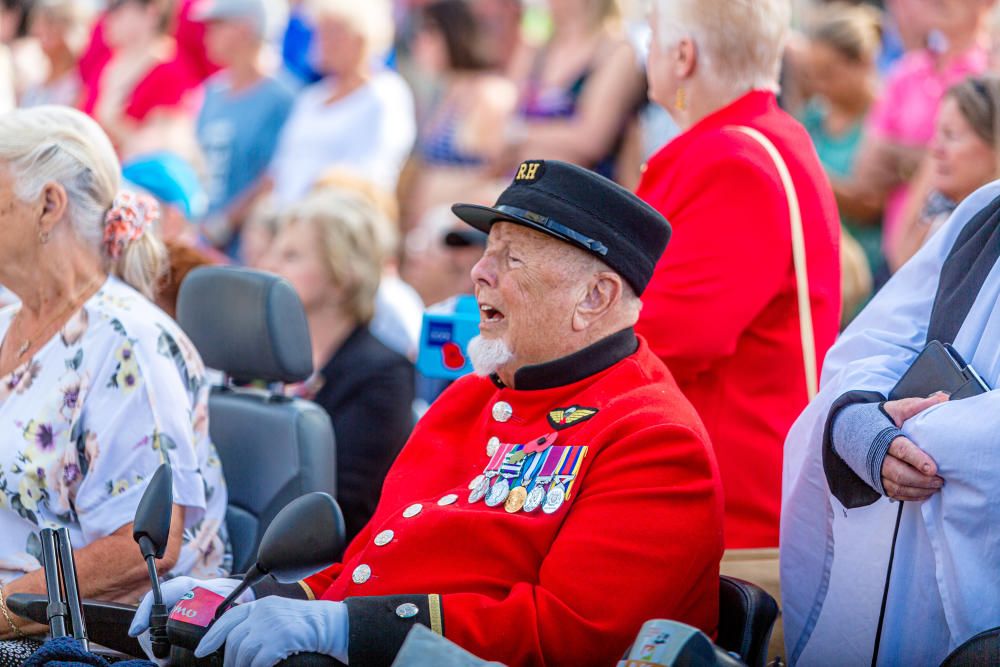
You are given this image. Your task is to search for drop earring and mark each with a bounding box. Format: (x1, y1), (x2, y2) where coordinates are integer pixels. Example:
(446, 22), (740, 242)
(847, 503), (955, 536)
(39, 231), (50, 244)
(674, 87), (687, 112)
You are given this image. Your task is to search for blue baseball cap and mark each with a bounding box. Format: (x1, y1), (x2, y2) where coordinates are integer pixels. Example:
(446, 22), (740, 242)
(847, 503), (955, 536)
(122, 152), (208, 221)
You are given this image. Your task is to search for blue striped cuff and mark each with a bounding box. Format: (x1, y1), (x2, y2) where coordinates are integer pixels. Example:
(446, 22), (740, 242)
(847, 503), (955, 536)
(867, 427), (902, 496)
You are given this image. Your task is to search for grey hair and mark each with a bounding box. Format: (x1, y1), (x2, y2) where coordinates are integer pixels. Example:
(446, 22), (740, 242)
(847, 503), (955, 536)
(654, 0), (790, 93)
(0, 106), (166, 299)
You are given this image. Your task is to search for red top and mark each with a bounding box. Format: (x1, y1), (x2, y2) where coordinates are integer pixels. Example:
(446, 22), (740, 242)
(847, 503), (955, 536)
(305, 334), (724, 666)
(635, 91), (841, 549)
(78, 0), (212, 122)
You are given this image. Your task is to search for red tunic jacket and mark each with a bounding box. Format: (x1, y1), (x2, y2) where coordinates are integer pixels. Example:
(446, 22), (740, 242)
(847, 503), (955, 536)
(635, 91), (841, 548)
(298, 331), (724, 666)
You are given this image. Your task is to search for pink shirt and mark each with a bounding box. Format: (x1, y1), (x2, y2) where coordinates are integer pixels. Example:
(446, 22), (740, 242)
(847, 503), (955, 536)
(866, 45), (988, 248)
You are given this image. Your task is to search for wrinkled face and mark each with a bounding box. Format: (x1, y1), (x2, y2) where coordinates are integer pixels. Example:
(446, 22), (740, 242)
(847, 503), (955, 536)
(263, 221), (337, 312)
(314, 14), (365, 76)
(931, 96), (997, 203)
(470, 222), (586, 373)
(0, 165), (38, 270)
(805, 41), (871, 108)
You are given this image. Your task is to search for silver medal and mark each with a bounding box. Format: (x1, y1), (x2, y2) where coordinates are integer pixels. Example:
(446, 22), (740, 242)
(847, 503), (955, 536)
(484, 477), (510, 507)
(523, 484), (546, 512)
(468, 473), (486, 490)
(468, 475), (490, 503)
(542, 483), (567, 514)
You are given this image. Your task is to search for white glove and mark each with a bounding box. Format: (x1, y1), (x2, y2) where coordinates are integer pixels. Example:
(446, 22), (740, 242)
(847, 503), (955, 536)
(129, 576), (254, 637)
(194, 596), (349, 667)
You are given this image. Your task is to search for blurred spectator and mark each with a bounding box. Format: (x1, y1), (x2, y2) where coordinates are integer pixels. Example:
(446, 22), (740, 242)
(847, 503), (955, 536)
(893, 76), (1000, 269)
(837, 0), (993, 266)
(401, 204), (483, 307)
(1, 0), (45, 100)
(801, 3), (882, 267)
(268, 0), (416, 205)
(79, 0), (203, 158)
(194, 0), (295, 255)
(402, 0), (517, 228)
(19, 0), (92, 108)
(263, 189), (415, 544)
(800, 2), (881, 322)
(470, 0), (522, 72)
(638, 0), (841, 550)
(238, 194), (281, 269)
(502, 0), (646, 181)
(314, 169), (424, 360)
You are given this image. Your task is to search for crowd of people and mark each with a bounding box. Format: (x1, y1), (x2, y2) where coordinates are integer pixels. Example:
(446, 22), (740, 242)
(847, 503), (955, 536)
(0, 0), (998, 665)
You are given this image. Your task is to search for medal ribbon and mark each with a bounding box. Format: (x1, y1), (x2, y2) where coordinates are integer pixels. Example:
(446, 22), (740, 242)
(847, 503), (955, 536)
(486, 443), (514, 474)
(499, 445), (525, 478)
(563, 446), (589, 499)
(515, 448), (547, 488)
(536, 446), (567, 483)
(556, 446), (583, 479)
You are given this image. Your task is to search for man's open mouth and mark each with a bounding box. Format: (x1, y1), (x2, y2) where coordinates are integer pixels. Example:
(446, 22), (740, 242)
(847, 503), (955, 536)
(479, 303), (505, 323)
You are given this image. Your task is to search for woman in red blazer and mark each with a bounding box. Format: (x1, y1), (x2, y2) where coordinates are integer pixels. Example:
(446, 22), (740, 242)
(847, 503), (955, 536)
(637, 0), (841, 551)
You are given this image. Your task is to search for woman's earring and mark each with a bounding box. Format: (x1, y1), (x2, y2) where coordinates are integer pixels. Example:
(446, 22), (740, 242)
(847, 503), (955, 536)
(674, 87), (687, 112)
(39, 231), (50, 244)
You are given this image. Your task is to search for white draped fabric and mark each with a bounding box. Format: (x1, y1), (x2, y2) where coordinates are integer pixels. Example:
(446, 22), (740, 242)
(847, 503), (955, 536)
(781, 181), (1000, 666)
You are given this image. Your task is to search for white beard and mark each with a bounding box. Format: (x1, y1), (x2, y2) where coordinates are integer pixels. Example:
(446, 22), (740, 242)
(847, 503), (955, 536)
(467, 335), (514, 377)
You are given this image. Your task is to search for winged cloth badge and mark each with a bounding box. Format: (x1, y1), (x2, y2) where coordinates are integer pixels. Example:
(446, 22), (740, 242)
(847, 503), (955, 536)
(547, 406), (598, 431)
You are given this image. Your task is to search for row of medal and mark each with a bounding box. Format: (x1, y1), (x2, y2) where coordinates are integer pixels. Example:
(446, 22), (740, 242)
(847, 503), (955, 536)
(467, 440), (588, 514)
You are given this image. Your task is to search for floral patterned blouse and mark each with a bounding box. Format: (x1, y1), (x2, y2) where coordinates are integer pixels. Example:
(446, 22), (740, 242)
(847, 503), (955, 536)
(0, 276), (230, 589)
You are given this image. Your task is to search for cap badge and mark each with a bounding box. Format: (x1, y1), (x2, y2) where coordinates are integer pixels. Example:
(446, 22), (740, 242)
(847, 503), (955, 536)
(515, 161), (544, 183)
(547, 406), (598, 431)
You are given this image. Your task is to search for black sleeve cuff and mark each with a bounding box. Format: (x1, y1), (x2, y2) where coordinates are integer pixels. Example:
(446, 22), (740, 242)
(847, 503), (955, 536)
(345, 594), (443, 667)
(249, 575), (314, 601)
(822, 390), (887, 508)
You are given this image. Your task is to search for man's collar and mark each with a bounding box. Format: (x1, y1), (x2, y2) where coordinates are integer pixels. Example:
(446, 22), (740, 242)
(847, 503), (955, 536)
(489, 328), (638, 391)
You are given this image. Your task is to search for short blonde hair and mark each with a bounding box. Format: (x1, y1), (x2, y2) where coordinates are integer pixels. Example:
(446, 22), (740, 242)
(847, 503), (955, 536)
(282, 190), (386, 324)
(307, 0), (394, 59)
(808, 2), (882, 65)
(655, 0), (790, 92)
(0, 106), (166, 299)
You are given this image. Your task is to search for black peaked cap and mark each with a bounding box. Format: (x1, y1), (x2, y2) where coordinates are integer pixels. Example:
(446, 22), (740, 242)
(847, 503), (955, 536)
(451, 159), (671, 294)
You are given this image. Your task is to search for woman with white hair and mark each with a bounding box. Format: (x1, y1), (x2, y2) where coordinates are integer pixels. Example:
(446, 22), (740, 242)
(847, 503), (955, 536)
(267, 0), (416, 205)
(634, 0), (841, 640)
(0, 106), (228, 662)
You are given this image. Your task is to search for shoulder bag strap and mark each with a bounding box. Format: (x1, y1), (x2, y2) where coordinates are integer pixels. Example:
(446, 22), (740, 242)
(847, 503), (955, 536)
(731, 125), (819, 400)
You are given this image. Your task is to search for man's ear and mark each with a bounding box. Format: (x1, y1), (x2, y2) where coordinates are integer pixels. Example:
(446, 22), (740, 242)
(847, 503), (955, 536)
(38, 182), (70, 238)
(572, 272), (623, 332)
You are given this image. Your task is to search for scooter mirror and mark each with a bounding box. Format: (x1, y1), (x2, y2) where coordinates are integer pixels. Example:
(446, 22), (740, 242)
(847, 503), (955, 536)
(133, 463), (173, 560)
(257, 492), (345, 583)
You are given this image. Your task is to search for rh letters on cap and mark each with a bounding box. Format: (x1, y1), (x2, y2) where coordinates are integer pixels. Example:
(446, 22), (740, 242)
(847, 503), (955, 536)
(515, 161), (544, 183)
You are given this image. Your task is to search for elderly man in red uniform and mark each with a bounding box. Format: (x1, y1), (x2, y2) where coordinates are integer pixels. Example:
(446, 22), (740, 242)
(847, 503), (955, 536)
(133, 160), (725, 666)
